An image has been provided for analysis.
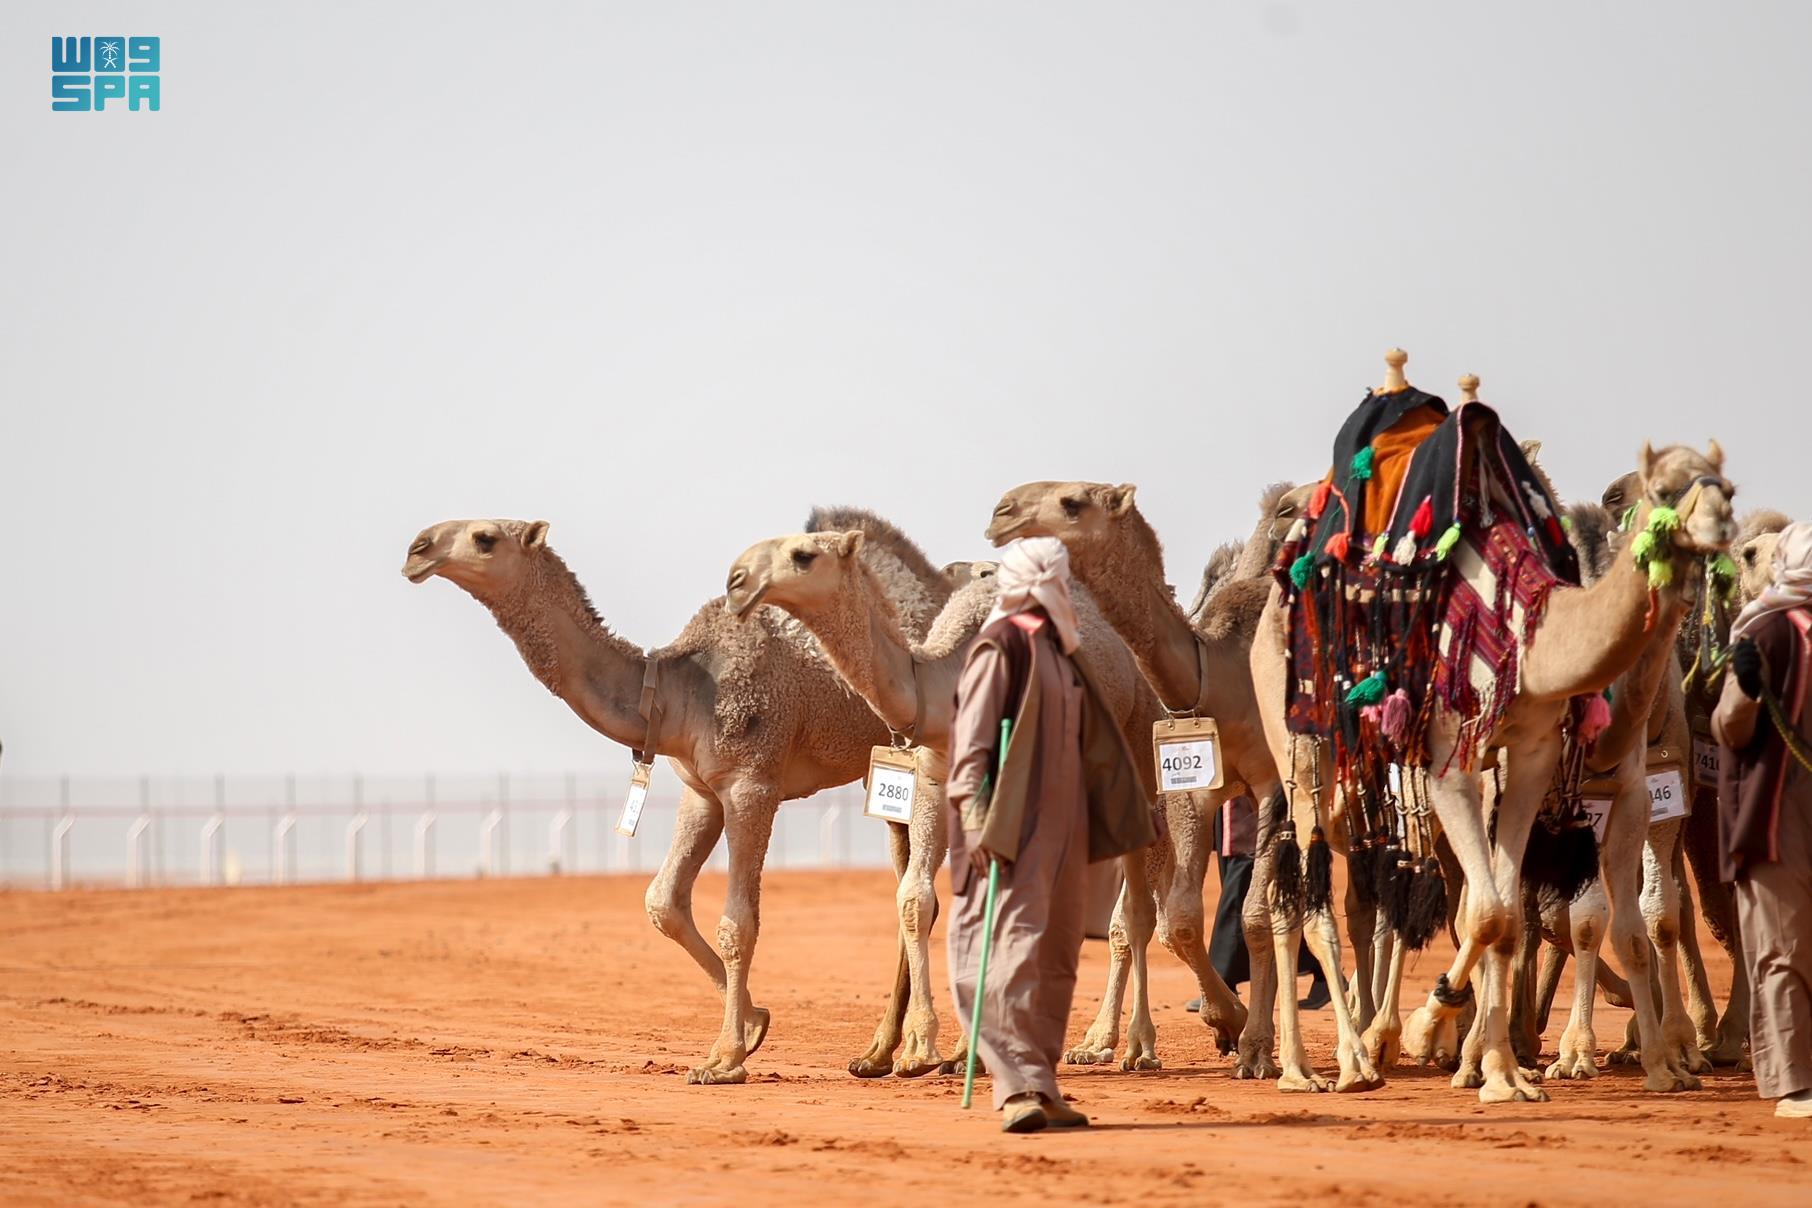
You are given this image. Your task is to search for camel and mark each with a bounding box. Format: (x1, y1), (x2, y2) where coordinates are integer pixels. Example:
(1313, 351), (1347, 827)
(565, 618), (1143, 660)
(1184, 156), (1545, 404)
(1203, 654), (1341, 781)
(981, 480), (1338, 1086)
(402, 511), (960, 1084)
(723, 528), (1253, 1071)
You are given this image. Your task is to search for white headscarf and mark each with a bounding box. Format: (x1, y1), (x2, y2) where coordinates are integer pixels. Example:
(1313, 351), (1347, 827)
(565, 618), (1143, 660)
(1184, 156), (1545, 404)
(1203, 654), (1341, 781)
(986, 537), (1083, 654)
(1732, 521), (1812, 641)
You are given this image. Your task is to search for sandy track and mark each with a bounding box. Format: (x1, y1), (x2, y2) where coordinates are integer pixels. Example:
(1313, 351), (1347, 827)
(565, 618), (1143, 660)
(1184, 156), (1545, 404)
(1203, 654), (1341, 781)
(1, 870), (1806, 1206)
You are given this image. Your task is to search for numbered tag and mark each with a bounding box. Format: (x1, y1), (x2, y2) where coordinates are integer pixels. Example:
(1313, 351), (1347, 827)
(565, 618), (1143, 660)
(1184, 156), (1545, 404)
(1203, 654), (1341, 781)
(616, 764), (652, 837)
(1646, 764), (1688, 826)
(1579, 776), (1618, 842)
(1152, 716), (1224, 795)
(864, 746), (918, 823)
(1691, 739), (1720, 788)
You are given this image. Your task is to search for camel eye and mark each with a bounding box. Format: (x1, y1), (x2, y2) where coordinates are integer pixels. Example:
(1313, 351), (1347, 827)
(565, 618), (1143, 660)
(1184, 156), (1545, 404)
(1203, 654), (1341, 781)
(1061, 497), (1084, 519)
(791, 549), (818, 570)
(1744, 548), (1758, 565)
(474, 532), (497, 554)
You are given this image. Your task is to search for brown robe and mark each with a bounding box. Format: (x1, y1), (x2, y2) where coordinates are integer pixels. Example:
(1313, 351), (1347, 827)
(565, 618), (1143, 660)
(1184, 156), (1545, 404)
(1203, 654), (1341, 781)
(945, 613), (1154, 1111)
(1714, 605), (1812, 1099)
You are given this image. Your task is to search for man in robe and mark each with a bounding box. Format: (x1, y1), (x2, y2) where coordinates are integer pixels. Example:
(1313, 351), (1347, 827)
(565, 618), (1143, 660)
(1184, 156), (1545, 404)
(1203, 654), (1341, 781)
(946, 537), (1156, 1134)
(1715, 521), (1812, 1119)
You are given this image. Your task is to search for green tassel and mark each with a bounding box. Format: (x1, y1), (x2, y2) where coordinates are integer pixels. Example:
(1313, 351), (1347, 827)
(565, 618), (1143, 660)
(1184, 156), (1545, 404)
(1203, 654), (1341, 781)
(1648, 557), (1675, 590)
(1561, 514), (1574, 532)
(1290, 553), (1314, 590)
(1711, 552), (1739, 585)
(1619, 506), (1638, 533)
(1433, 523), (1463, 560)
(1648, 506), (1680, 537)
(1351, 445), (1375, 480)
(1372, 532), (1390, 561)
(1630, 529), (1658, 564)
(1345, 671), (1388, 705)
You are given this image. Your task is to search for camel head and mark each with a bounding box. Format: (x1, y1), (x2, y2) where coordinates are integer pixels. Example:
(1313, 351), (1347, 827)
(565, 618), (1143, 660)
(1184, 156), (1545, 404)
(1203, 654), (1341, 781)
(942, 560), (998, 587)
(985, 481), (1137, 549)
(1632, 441), (1738, 554)
(724, 531), (865, 620)
(402, 518), (551, 596)
(1267, 483), (1316, 547)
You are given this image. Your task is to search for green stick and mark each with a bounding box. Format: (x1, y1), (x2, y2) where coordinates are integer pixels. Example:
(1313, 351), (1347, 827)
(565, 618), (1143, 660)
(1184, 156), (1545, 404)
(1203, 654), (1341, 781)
(962, 717), (1012, 1110)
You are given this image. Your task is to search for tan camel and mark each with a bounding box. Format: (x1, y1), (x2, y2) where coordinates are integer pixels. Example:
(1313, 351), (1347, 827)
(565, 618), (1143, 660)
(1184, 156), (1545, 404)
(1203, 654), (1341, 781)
(724, 529), (1252, 1071)
(402, 511), (956, 1084)
(982, 480), (1338, 1085)
(1252, 359), (1737, 1102)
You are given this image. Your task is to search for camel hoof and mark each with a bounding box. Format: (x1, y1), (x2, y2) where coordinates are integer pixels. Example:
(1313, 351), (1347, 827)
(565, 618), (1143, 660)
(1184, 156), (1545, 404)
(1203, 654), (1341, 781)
(1277, 1072), (1332, 1094)
(744, 1007), (772, 1058)
(1681, 1049), (1714, 1076)
(1606, 1047), (1641, 1067)
(893, 1058), (940, 1079)
(1335, 1070), (1385, 1094)
(1362, 1027), (1402, 1069)
(1545, 1053), (1597, 1081)
(1641, 1071), (1693, 1094)
(1121, 1054), (1162, 1073)
(847, 1056), (893, 1079)
(1206, 1024), (1237, 1056)
(1451, 1066), (1484, 1090)
(1065, 1046), (1114, 1067)
(1703, 1042), (1746, 1068)
(1401, 1007), (1443, 1064)
(1233, 1054), (1282, 1081)
(687, 1064), (749, 1085)
(1478, 1080), (1548, 1104)
(1737, 1053), (1753, 1073)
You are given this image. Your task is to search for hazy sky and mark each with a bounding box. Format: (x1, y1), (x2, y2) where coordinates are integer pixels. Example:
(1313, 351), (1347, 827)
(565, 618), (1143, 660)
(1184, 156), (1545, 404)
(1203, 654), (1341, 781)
(3, 2), (1808, 781)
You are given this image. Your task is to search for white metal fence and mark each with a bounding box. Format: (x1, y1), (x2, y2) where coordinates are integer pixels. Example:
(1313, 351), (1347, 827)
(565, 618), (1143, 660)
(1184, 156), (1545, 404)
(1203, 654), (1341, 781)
(0, 773), (885, 890)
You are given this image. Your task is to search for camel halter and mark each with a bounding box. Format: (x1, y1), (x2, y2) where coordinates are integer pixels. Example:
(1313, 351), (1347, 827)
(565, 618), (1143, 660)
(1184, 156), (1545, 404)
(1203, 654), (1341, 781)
(1159, 634), (1214, 719)
(888, 658), (928, 750)
(632, 657), (662, 767)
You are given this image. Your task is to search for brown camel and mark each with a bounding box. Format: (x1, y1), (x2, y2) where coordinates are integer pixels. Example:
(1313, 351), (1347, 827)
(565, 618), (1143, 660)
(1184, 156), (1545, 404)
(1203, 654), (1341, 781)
(981, 480), (1324, 1084)
(402, 511), (957, 1084)
(723, 528), (1252, 1070)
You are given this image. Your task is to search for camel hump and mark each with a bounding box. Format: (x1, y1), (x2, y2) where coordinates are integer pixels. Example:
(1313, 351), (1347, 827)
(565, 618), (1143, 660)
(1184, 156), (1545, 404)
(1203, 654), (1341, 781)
(805, 505), (951, 638)
(1187, 540), (1245, 624)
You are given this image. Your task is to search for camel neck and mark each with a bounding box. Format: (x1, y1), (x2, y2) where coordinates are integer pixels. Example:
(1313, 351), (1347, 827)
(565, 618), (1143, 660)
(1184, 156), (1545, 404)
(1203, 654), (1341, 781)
(1071, 519), (1202, 712)
(805, 571), (958, 751)
(1522, 503), (1690, 703)
(479, 556), (664, 755)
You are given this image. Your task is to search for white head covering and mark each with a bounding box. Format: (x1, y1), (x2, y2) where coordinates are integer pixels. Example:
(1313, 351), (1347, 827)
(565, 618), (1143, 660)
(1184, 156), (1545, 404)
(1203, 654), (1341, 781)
(986, 537), (1083, 654)
(1732, 521), (1812, 641)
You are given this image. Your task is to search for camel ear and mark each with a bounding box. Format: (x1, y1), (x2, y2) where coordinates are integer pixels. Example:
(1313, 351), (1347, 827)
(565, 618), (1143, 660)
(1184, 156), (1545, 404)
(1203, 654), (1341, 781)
(1520, 439), (1543, 464)
(524, 520), (551, 549)
(1637, 441), (1657, 483)
(837, 531), (865, 559)
(1706, 439), (1725, 474)
(1106, 484), (1138, 516)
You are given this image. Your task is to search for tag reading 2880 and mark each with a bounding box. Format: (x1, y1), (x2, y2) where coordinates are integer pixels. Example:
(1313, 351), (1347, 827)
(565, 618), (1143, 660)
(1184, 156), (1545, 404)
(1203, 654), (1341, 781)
(864, 746), (919, 824)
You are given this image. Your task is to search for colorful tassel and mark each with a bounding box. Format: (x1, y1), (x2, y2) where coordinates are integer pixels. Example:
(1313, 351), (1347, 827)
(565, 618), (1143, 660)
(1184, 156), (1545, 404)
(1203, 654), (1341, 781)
(1372, 532), (1391, 562)
(1630, 529), (1658, 564)
(1381, 688), (1412, 744)
(1290, 553), (1314, 590)
(1325, 531), (1352, 561)
(1648, 505), (1680, 537)
(1360, 703), (1386, 729)
(1392, 533), (1419, 565)
(1619, 506), (1638, 533)
(1307, 480), (1332, 521)
(1409, 496), (1434, 539)
(1351, 445), (1375, 480)
(1345, 670), (1388, 706)
(1561, 513), (1575, 532)
(1579, 693), (1612, 745)
(1648, 556), (1675, 590)
(1433, 523), (1463, 561)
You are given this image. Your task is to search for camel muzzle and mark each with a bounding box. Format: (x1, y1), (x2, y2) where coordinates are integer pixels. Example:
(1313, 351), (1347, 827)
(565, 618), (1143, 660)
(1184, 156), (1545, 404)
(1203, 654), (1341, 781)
(402, 556), (445, 584)
(724, 568), (769, 618)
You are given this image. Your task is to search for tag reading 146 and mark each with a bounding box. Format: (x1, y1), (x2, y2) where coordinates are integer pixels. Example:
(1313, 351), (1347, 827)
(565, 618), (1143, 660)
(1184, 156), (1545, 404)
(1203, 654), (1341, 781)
(1647, 768), (1688, 826)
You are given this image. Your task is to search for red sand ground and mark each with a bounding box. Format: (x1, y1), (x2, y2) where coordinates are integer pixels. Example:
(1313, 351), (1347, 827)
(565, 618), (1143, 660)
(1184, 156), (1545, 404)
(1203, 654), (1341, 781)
(2, 869), (1808, 1206)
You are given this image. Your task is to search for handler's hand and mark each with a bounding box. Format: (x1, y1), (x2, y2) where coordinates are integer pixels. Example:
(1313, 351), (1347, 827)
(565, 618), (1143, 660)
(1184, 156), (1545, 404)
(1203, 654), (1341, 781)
(1733, 637), (1764, 700)
(966, 837), (999, 876)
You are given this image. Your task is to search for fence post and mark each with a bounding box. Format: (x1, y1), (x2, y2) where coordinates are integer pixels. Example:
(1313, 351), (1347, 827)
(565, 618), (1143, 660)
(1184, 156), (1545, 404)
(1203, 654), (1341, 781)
(548, 809), (573, 874)
(346, 813), (367, 882)
(200, 814), (224, 886)
(50, 814), (73, 891)
(415, 811), (436, 878)
(480, 808), (503, 877)
(497, 772), (510, 874)
(819, 802), (843, 869)
(126, 814), (152, 887)
(274, 813), (297, 884)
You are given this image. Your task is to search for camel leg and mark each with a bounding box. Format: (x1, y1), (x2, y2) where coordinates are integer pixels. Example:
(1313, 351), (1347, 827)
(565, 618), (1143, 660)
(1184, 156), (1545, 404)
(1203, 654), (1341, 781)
(1066, 854), (1141, 1066)
(1154, 791), (1246, 1059)
(1470, 746), (1554, 1103)
(645, 785), (730, 990)
(893, 776), (953, 1078)
(1547, 877), (1608, 1080)
(1403, 767), (1500, 1070)
(1683, 785), (1749, 1066)
(1117, 845), (1165, 1071)
(1533, 889), (1574, 1036)
(1359, 914), (1405, 1069)
(1302, 881), (1383, 1093)
(687, 780), (779, 1085)
(1672, 841), (1721, 1056)
(1233, 811), (1282, 1080)
(1644, 820), (1711, 1075)
(1600, 773), (1700, 1093)
(1269, 895), (1324, 1092)
(1346, 870), (1378, 1034)
(1509, 886), (1546, 1069)
(850, 819), (913, 1077)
